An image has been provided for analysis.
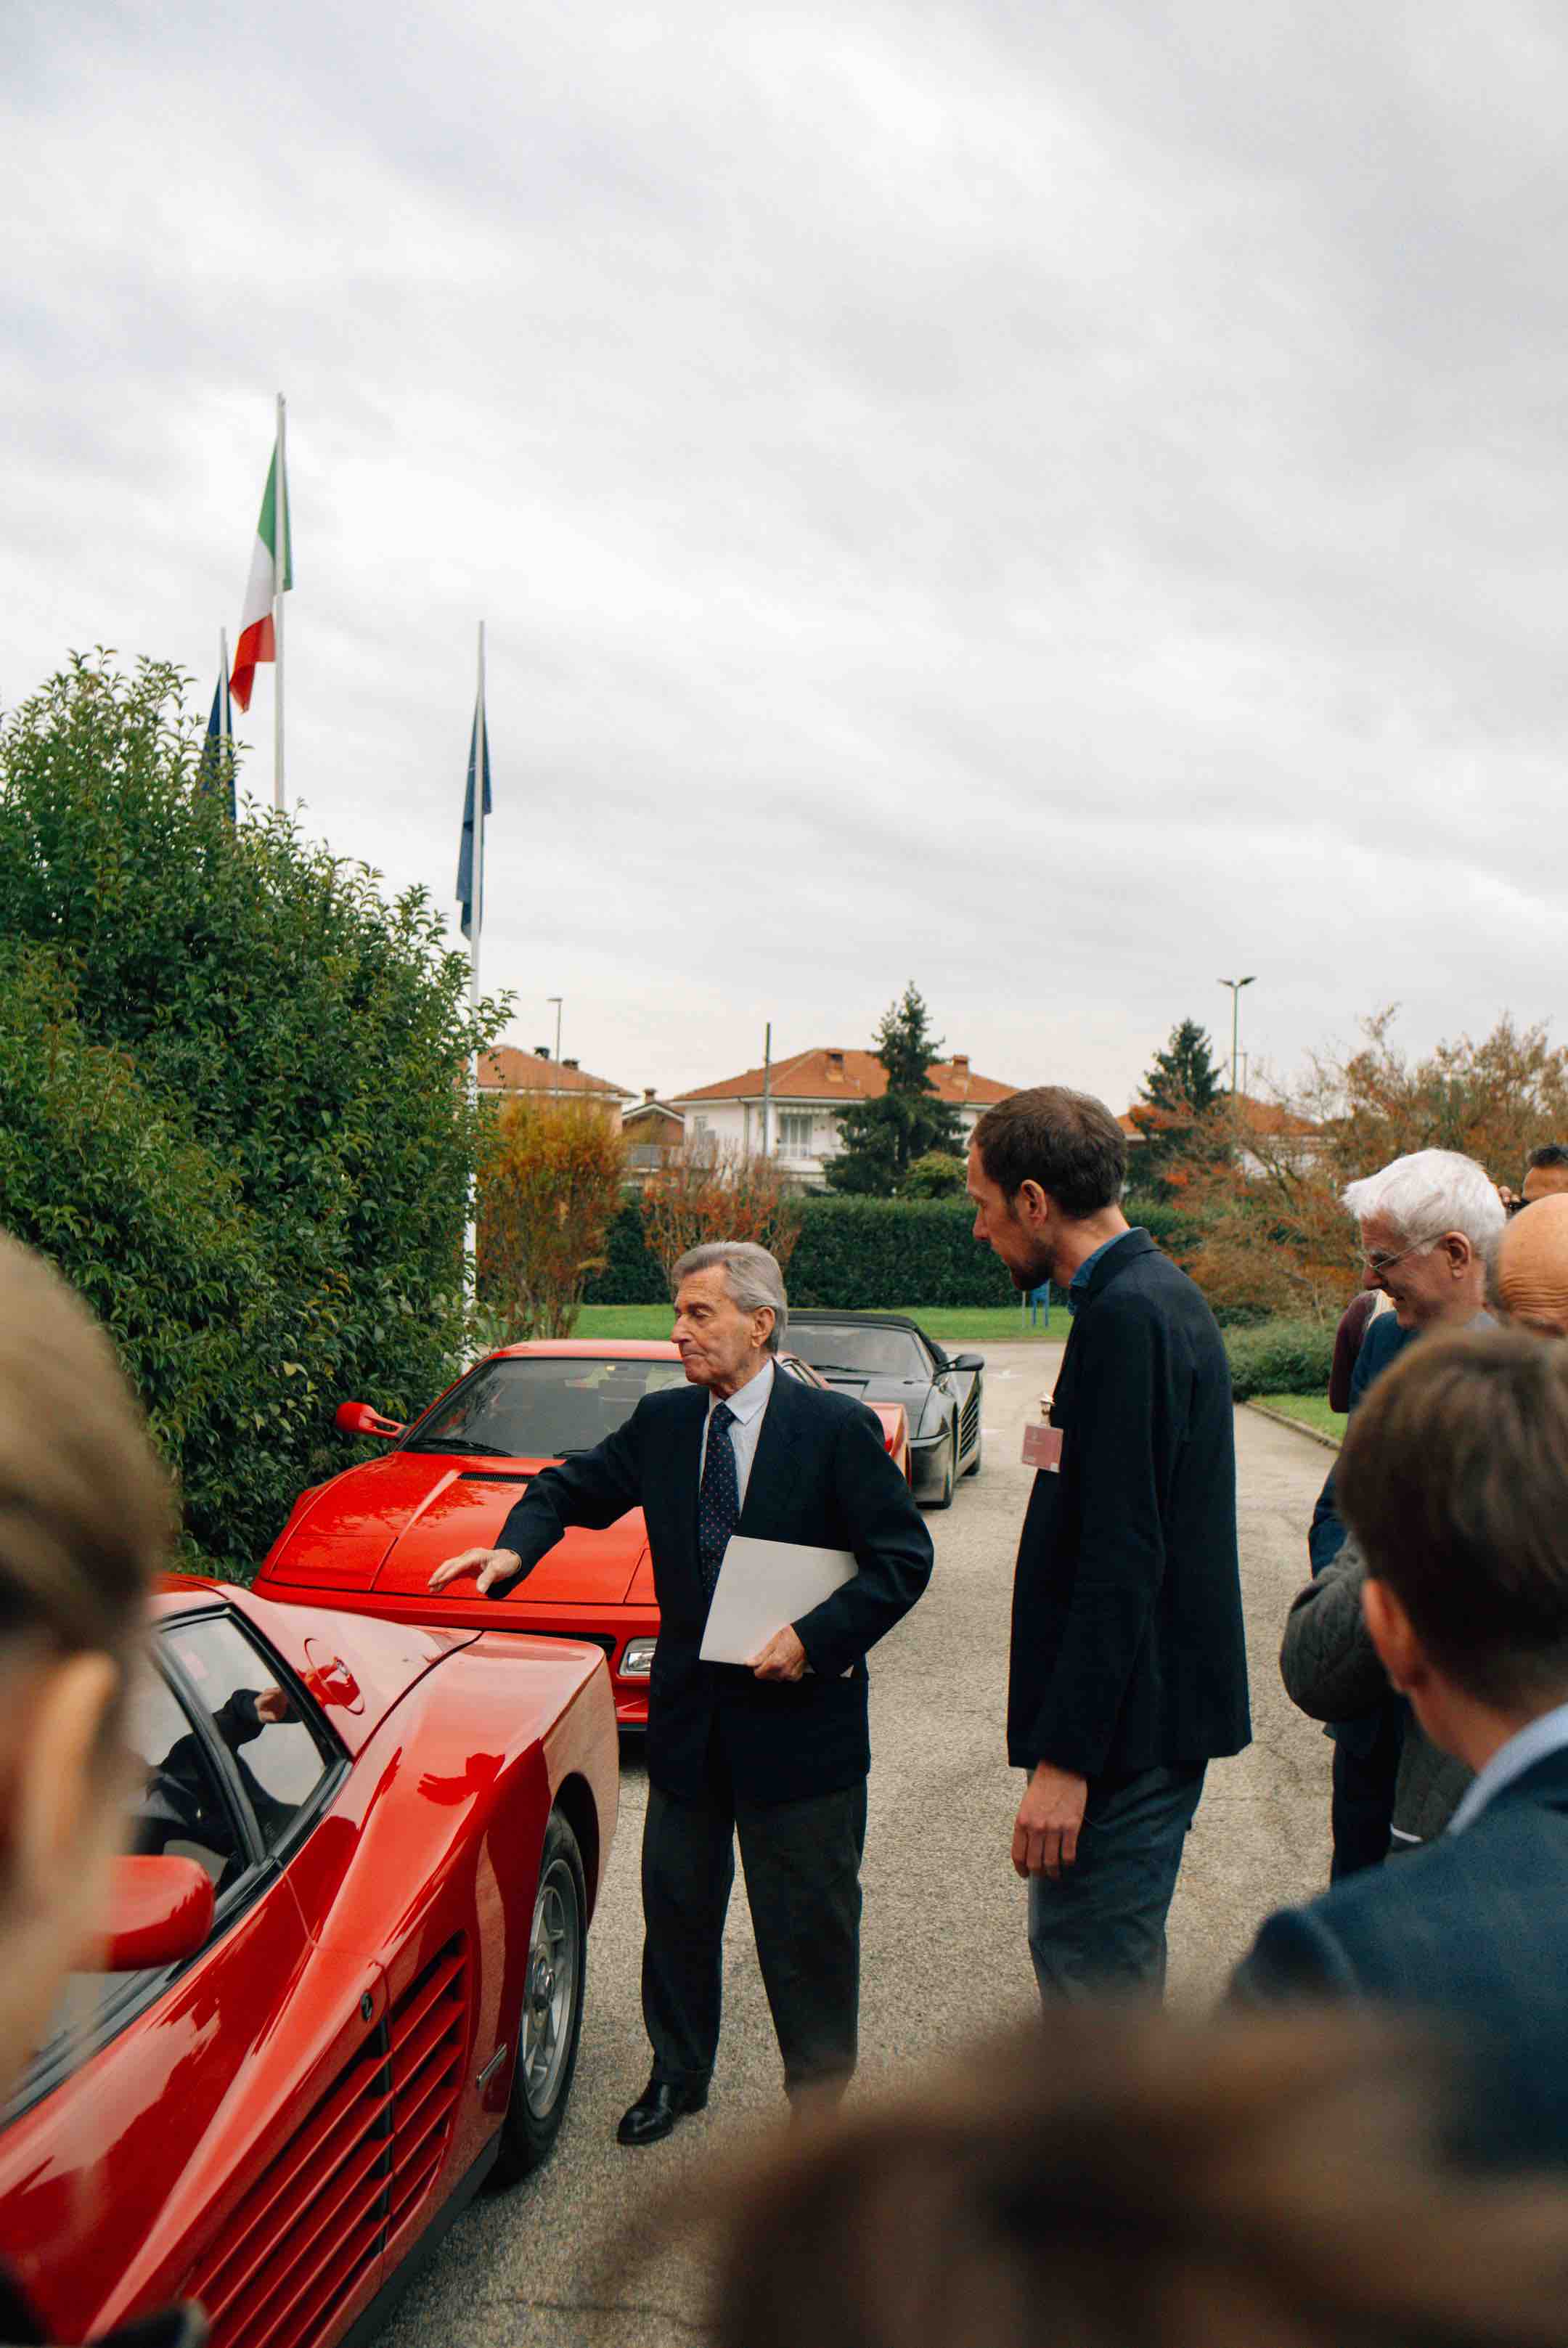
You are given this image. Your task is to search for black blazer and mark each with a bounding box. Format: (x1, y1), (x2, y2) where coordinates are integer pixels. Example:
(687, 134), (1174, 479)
(494, 1364), (934, 1805)
(1008, 1229), (1250, 1782)
(1232, 1746), (1568, 2172)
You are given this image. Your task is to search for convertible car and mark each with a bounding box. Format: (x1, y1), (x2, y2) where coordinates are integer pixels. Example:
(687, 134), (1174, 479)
(253, 1339), (910, 1732)
(785, 1311), (985, 1506)
(0, 1578), (617, 2348)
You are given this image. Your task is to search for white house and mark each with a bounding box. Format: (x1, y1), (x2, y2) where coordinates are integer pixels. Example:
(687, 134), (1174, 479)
(669, 1046), (1017, 1188)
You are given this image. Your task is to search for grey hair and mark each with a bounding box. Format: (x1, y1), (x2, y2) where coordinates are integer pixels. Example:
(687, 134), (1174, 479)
(1343, 1149), (1506, 1263)
(671, 1241), (788, 1351)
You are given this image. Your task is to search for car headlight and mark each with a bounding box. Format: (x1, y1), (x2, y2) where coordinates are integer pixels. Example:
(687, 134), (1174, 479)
(621, 1639), (658, 1677)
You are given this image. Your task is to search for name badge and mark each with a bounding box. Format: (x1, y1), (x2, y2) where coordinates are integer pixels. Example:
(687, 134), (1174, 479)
(1021, 1424), (1063, 1472)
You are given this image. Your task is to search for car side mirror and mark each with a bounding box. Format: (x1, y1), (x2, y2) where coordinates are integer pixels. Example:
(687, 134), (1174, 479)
(335, 1401), (407, 1440)
(90, 1856), (215, 1970)
(950, 1353), (985, 1372)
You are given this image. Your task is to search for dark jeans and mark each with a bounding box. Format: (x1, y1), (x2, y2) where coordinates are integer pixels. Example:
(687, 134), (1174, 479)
(1027, 1762), (1206, 2001)
(642, 1774), (867, 2095)
(1328, 1697), (1404, 1880)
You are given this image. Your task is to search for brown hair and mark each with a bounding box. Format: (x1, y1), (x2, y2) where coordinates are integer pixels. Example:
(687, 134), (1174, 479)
(1337, 1326), (1568, 1709)
(0, 1233), (171, 1722)
(972, 1086), (1127, 1218)
(698, 2011), (1568, 2348)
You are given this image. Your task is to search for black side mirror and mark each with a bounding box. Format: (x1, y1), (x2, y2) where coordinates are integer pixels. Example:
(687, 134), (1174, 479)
(950, 1353), (985, 1372)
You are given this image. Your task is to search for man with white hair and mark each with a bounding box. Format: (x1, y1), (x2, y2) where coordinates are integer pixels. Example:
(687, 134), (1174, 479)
(430, 1239), (932, 2143)
(1293, 1150), (1502, 1877)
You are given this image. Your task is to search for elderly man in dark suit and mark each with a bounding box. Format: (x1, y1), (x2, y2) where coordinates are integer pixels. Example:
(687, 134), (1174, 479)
(1234, 1327), (1568, 2172)
(966, 1086), (1251, 2000)
(430, 1239), (932, 2144)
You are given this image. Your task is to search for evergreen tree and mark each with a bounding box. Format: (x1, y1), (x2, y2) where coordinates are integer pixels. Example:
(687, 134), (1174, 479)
(1130, 1018), (1225, 1196)
(825, 984), (965, 1196)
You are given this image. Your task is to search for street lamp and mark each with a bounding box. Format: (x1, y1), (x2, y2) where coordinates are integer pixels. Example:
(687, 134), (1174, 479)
(1217, 977), (1256, 1097)
(547, 996), (563, 1100)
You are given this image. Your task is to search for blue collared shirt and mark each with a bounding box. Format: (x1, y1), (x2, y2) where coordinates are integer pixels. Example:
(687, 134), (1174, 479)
(1448, 1697), (1568, 1835)
(1067, 1231), (1130, 1316)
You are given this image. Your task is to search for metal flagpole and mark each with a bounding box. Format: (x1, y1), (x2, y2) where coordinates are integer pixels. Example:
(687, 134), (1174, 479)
(465, 623), (487, 1312)
(274, 392), (287, 812)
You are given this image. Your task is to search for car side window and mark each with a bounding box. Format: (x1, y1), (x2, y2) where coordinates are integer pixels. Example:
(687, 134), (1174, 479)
(163, 1615), (331, 1857)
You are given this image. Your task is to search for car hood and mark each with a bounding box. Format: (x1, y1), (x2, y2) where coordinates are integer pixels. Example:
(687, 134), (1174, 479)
(815, 1372), (934, 1411)
(262, 1450), (648, 1605)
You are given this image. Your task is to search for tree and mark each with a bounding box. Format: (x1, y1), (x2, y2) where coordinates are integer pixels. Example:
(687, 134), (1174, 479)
(0, 653), (508, 1570)
(640, 1141), (802, 1279)
(1127, 1019), (1226, 1197)
(825, 985), (965, 1197)
(1176, 1008), (1568, 1321)
(478, 1099), (627, 1340)
(900, 1150), (968, 1199)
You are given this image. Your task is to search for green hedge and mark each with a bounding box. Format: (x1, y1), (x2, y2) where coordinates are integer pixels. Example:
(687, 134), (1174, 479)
(1223, 1318), (1336, 1401)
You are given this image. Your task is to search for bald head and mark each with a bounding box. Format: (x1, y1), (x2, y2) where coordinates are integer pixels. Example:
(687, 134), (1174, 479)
(1498, 1194), (1568, 1337)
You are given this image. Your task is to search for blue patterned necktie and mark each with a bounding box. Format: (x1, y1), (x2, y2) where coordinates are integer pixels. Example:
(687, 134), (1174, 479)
(698, 1401), (740, 1602)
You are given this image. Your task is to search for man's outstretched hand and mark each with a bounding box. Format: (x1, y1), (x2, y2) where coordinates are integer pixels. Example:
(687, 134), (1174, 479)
(428, 1546), (523, 1596)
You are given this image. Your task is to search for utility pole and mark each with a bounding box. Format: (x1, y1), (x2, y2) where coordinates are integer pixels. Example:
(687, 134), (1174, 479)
(1217, 975), (1257, 1096)
(761, 1022), (772, 1157)
(547, 995), (563, 1100)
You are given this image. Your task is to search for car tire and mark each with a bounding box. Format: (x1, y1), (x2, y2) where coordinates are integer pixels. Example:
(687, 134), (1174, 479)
(963, 1417), (983, 1478)
(924, 1426), (955, 1510)
(491, 1808), (587, 2186)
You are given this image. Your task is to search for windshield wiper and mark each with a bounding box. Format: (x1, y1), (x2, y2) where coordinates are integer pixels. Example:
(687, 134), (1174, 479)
(403, 1436), (515, 1456)
(808, 1363), (869, 1377)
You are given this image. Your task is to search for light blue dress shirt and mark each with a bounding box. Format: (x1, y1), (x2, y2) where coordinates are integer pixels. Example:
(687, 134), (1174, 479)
(1447, 1697), (1568, 1835)
(697, 1355), (775, 1509)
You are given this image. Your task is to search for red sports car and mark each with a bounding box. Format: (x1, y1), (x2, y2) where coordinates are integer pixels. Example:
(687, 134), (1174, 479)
(0, 1577), (617, 2348)
(253, 1340), (910, 1731)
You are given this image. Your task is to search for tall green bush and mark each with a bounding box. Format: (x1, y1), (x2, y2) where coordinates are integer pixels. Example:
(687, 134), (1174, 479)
(0, 654), (507, 1573)
(1222, 1319), (1337, 1401)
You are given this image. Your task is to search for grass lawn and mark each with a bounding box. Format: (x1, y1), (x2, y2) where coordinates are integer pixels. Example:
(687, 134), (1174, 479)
(1254, 1392), (1345, 1444)
(575, 1303), (1069, 1343)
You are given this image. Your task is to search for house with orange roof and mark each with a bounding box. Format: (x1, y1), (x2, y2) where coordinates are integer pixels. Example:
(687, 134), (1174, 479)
(478, 1045), (636, 1121)
(669, 1046), (1017, 1187)
(1119, 1093), (1323, 1178)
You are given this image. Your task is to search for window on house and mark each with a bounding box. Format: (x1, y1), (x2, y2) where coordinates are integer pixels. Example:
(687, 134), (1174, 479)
(778, 1111), (814, 1159)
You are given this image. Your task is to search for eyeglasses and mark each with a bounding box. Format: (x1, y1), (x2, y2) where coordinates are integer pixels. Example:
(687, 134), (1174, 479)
(1506, 1198), (1529, 1218)
(1361, 1236), (1440, 1279)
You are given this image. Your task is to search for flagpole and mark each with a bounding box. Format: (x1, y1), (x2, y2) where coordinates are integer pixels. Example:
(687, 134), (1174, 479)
(465, 621), (486, 1315)
(274, 391), (287, 812)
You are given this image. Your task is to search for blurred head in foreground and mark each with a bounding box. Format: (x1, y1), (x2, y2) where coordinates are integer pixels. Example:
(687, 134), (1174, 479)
(0, 1235), (171, 2095)
(1497, 1193), (1568, 1336)
(702, 2010), (1568, 2348)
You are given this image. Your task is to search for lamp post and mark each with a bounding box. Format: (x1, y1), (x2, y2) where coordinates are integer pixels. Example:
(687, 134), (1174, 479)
(1217, 976), (1256, 1096)
(547, 995), (563, 1101)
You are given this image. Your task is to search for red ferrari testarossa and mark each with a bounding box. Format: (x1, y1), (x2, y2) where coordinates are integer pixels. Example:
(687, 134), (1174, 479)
(253, 1339), (910, 1729)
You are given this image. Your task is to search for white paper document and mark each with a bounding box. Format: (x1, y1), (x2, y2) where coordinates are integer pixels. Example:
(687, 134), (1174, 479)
(698, 1535), (857, 1666)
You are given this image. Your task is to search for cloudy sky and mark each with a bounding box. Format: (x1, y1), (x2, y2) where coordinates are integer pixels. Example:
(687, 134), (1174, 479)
(6, 0), (1566, 1113)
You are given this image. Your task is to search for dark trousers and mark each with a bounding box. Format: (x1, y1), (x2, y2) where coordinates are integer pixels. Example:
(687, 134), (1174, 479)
(641, 1773), (867, 2095)
(1027, 1762), (1206, 2001)
(1328, 1698), (1404, 1881)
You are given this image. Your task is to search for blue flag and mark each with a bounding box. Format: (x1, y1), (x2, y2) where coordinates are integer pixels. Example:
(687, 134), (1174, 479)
(457, 703), (492, 942)
(197, 668), (235, 820)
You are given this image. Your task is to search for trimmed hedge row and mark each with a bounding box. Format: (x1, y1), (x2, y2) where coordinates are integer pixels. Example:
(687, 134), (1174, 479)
(1223, 1318), (1337, 1401)
(583, 1191), (1185, 1310)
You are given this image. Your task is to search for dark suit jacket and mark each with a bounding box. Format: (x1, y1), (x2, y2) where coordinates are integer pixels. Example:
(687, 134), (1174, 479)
(1232, 1746), (1568, 2171)
(494, 1364), (934, 1805)
(1008, 1229), (1250, 1782)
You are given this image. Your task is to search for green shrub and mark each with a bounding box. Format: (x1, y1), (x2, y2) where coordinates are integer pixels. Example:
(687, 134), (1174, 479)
(0, 655), (507, 1575)
(1223, 1318), (1337, 1401)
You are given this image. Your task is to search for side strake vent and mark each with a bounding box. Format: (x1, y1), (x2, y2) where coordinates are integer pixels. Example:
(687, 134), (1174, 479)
(189, 1938), (469, 2348)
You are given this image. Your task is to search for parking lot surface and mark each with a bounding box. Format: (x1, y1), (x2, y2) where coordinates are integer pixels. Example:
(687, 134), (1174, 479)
(376, 1344), (1331, 2348)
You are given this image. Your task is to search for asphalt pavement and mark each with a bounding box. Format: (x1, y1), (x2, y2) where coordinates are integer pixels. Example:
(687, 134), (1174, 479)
(376, 1344), (1332, 2348)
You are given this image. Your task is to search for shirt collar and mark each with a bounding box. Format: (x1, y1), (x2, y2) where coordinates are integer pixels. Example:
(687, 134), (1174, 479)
(1447, 1697), (1568, 1835)
(709, 1356), (775, 1424)
(1067, 1233), (1125, 1315)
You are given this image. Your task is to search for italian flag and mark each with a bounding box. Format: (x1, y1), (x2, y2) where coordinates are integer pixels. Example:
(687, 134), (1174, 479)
(229, 441), (293, 713)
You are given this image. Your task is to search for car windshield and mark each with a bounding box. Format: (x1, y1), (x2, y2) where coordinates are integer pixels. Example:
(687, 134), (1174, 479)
(404, 1356), (689, 1458)
(789, 1325), (930, 1380)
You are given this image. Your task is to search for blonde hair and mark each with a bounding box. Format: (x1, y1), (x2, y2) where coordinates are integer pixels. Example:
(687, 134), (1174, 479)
(0, 1234), (171, 1716)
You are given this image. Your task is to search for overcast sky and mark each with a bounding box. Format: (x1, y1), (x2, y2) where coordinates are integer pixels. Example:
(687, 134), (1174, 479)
(6, 0), (1565, 1114)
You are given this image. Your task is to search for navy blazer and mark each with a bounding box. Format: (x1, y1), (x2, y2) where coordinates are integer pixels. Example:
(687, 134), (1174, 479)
(494, 1365), (934, 1806)
(1233, 1747), (1568, 2170)
(1008, 1229), (1250, 1782)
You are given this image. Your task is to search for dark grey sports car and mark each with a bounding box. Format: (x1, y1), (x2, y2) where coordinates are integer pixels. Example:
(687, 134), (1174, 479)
(785, 1311), (984, 1508)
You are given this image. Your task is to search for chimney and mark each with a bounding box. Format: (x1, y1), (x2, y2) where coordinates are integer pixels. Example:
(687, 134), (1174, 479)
(643, 1087), (657, 1101)
(951, 1053), (969, 1075)
(534, 1045), (550, 1059)
(826, 1049), (845, 1079)
(563, 1057), (580, 1069)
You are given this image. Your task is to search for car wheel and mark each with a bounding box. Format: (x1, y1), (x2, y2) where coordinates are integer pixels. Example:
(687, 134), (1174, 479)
(924, 1425), (955, 1510)
(963, 1419), (983, 1478)
(491, 1809), (587, 2185)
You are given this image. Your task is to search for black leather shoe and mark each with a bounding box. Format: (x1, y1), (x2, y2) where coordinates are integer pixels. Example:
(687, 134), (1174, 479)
(616, 2077), (709, 2147)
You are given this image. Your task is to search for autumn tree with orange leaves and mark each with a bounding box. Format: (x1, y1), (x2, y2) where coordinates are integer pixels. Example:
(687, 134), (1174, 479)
(478, 1098), (627, 1340)
(640, 1141), (802, 1283)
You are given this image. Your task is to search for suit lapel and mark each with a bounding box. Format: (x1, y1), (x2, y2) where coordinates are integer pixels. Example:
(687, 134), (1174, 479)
(664, 1385), (707, 1570)
(735, 1366), (805, 1537)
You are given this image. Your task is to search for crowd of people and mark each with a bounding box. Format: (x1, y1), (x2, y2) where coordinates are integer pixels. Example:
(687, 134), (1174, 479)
(4, 1098), (1568, 2343)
